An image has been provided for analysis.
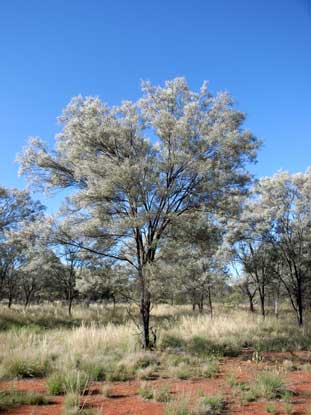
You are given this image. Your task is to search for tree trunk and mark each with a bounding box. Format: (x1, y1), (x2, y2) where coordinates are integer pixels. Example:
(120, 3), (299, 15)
(198, 293), (204, 313)
(248, 293), (255, 313)
(274, 296), (278, 319)
(140, 289), (151, 349)
(68, 297), (73, 317)
(24, 296), (30, 309)
(208, 287), (213, 318)
(259, 293), (265, 318)
(297, 279), (303, 326)
(274, 283), (280, 319)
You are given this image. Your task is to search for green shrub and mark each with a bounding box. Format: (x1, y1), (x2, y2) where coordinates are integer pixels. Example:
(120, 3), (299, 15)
(284, 402), (293, 415)
(161, 335), (186, 350)
(240, 388), (258, 403)
(138, 382), (154, 400)
(47, 372), (65, 395)
(106, 364), (135, 381)
(47, 370), (89, 396)
(188, 336), (211, 356)
(132, 352), (160, 369)
(165, 395), (190, 415)
(226, 373), (239, 387)
(136, 365), (158, 380)
(1, 356), (50, 379)
(193, 393), (226, 415)
(63, 370), (90, 394)
(0, 390), (49, 410)
(255, 371), (285, 399)
(266, 402), (277, 414)
(187, 337), (239, 357)
(174, 364), (192, 380)
(153, 384), (171, 402)
(196, 360), (219, 378)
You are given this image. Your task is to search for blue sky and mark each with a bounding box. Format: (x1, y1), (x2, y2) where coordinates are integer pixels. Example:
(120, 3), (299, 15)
(0, 0), (310, 211)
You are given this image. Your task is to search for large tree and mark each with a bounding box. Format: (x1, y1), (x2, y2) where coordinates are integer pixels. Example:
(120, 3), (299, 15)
(18, 78), (259, 348)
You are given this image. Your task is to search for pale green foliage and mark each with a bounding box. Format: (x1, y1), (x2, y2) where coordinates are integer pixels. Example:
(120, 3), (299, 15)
(0, 187), (45, 305)
(18, 78), (259, 346)
(227, 169), (311, 324)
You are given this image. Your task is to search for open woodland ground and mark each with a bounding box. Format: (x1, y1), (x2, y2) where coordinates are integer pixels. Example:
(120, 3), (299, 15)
(1, 304), (311, 415)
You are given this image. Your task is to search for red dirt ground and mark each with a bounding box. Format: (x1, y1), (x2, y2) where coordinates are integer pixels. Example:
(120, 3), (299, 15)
(1, 351), (311, 415)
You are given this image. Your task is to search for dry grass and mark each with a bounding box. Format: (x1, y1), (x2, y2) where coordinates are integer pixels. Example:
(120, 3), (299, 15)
(0, 304), (311, 380)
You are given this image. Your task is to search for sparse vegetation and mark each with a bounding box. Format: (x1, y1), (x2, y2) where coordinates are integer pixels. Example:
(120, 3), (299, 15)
(193, 393), (227, 415)
(0, 389), (49, 410)
(0, 304), (310, 415)
(165, 395), (191, 415)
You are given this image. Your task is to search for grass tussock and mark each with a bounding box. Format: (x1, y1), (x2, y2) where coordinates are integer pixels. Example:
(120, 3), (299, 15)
(47, 370), (90, 395)
(0, 389), (49, 410)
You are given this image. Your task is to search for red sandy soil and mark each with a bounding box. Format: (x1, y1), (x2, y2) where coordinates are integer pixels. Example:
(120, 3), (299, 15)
(1, 351), (311, 415)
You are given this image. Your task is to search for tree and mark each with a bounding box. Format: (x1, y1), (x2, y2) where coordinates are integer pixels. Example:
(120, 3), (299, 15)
(0, 186), (45, 305)
(237, 274), (257, 313)
(230, 170), (311, 325)
(18, 248), (57, 308)
(46, 245), (84, 316)
(77, 263), (126, 306)
(159, 213), (225, 316)
(18, 78), (259, 348)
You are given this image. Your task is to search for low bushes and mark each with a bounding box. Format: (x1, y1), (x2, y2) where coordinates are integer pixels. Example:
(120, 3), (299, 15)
(0, 389), (49, 411)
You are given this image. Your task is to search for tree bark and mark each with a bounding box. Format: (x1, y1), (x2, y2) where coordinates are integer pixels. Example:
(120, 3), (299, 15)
(297, 278), (303, 326)
(248, 294), (255, 312)
(198, 293), (204, 313)
(140, 288), (151, 349)
(259, 292), (265, 318)
(208, 287), (213, 318)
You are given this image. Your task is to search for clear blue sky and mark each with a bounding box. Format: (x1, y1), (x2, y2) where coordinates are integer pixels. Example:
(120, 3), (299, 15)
(1, 0), (310, 211)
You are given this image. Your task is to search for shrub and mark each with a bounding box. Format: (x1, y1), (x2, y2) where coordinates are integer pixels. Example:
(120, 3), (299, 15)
(255, 371), (285, 399)
(195, 360), (219, 379)
(131, 352), (160, 369)
(47, 372), (65, 395)
(78, 360), (106, 381)
(138, 382), (154, 400)
(188, 336), (239, 357)
(63, 370), (90, 394)
(266, 402), (277, 414)
(193, 394), (226, 415)
(226, 373), (239, 387)
(165, 395), (191, 415)
(47, 370), (89, 396)
(0, 390), (49, 410)
(106, 363), (135, 381)
(161, 335), (187, 350)
(169, 363), (192, 380)
(240, 388), (258, 403)
(102, 383), (113, 397)
(284, 402), (293, 415)
(0, 356), (50, 379)
(153, 384), (171, 402)
(61, 392), (80, 415)
(136, 365), (158, 380)
(188, 336), (212, 356)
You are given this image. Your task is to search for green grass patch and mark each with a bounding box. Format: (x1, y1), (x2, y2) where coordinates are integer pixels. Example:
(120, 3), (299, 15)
(0, 389), (49, 410)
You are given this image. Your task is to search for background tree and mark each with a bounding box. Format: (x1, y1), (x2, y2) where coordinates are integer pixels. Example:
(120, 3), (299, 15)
(0, 187), (44, 306)
(229, 170), (311, 325)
